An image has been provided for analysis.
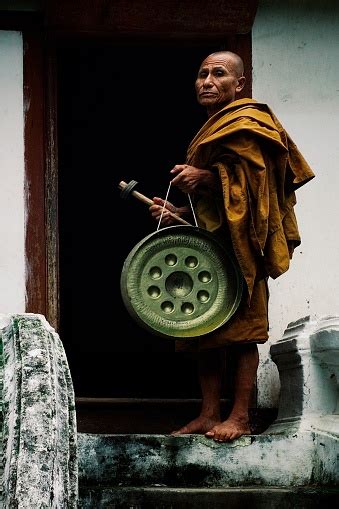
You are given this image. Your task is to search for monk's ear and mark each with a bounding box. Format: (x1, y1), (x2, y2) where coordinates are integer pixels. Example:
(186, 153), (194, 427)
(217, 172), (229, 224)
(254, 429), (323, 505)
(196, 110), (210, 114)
(236, 76), (246, 93)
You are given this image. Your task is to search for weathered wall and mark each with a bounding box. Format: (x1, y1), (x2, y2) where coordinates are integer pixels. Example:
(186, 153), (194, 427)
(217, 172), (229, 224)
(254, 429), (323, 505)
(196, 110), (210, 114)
(0, 31), (25, 313)
(252, 0), (339, 405)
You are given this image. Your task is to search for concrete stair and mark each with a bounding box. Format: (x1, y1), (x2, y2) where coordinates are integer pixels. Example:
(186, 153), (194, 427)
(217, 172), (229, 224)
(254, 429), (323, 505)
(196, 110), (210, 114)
(77, 433), (339, 508)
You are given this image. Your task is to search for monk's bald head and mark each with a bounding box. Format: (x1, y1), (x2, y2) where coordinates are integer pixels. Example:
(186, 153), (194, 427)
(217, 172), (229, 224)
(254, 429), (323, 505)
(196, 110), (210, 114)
(202, 51), (244, 78)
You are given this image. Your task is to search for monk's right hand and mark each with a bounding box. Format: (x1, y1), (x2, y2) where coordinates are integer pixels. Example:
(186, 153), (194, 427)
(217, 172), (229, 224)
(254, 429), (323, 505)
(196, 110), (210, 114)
(149, 197), (178, 226)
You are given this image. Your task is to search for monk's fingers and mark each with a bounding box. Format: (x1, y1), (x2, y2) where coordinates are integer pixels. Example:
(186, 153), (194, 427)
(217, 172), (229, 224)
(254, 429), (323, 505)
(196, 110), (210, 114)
(171, 178), (190, 193)
(150, 210), (161, 219)
(150, 204), (166, 216)
(149, 203), (160, 211)
(161, 218), (173, 226)
(170, 164), (187, 175)
(170, 174), (182, 186)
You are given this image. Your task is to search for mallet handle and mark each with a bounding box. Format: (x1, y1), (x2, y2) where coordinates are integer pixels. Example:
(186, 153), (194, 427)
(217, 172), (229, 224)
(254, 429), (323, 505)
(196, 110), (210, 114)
(119, 180), (191, 226)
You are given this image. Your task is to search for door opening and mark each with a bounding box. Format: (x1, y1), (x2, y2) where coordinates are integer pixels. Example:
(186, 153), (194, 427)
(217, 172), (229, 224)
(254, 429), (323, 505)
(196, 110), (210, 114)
(58, 42), (218, 398)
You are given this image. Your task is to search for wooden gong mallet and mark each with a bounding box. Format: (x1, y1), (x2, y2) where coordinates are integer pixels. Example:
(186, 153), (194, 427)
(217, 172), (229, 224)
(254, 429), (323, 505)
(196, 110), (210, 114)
(118, 180), (191, 226)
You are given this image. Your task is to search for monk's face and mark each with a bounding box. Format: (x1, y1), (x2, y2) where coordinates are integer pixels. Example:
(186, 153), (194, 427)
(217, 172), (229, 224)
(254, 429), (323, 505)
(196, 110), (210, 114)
(195, 54), (245, 116)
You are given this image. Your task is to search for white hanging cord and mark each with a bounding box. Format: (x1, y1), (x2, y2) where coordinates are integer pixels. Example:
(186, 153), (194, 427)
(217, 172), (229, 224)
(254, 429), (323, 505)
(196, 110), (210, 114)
(157, 181), (172, 231)
(188, 193), (198, 227)
(156, 181), (199, 231)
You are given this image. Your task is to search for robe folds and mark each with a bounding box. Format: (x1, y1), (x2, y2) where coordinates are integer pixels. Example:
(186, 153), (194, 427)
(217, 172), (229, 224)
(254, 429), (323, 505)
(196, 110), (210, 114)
(176, 98), (315, 350)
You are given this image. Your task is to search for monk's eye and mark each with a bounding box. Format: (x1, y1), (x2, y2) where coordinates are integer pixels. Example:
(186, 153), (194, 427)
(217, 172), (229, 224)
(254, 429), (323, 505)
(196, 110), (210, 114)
(198, 71), (208, 79)
(214, 70), (225, 77)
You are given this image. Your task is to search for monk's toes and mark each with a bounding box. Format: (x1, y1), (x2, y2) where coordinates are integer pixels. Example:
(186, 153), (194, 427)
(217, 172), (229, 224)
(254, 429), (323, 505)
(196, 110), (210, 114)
(171, 426), (190, 435)
(171, 427), (184, 435)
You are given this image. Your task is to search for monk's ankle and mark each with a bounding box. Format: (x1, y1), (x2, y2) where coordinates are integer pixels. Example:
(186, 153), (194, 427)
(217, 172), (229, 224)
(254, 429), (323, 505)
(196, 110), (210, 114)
(200, 411), (221, 422)
(227, 413), (249, 425)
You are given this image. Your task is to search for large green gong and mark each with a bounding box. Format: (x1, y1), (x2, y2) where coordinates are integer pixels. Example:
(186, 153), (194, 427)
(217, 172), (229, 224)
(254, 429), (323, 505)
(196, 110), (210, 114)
(120, 225), (243, 339)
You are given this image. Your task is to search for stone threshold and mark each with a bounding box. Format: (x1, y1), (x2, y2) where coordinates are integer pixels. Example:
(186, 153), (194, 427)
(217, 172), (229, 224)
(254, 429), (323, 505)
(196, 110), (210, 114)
(75, 397), (277, 434)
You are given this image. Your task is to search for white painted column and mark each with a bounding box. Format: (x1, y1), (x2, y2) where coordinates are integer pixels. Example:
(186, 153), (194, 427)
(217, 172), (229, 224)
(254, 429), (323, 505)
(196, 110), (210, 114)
(0, 31), (25, 313)
(252, 0), (339, 406)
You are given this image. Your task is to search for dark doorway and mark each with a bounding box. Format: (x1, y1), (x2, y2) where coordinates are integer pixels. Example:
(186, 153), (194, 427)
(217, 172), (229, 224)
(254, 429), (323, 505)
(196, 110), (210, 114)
(58, 42), (220, 398)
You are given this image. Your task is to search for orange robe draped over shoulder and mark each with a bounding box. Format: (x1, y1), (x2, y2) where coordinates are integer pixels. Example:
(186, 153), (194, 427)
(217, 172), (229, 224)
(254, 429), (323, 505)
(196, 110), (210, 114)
(176, 98), (315, 349)
(187, 98), (315, 300)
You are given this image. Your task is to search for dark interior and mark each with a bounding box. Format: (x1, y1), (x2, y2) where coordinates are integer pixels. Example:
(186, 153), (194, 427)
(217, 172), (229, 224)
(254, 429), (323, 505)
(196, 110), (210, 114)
(57, 41), (221, 398)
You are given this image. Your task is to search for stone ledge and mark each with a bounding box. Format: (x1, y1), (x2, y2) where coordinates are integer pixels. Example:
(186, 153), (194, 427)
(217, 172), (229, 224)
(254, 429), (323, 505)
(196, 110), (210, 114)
(79, 486), (339, 508)
(78, 431), (339, 488)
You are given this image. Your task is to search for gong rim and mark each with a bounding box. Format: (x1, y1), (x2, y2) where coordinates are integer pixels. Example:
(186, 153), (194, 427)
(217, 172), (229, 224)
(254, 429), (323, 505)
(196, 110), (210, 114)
(120, 225), (243, 338)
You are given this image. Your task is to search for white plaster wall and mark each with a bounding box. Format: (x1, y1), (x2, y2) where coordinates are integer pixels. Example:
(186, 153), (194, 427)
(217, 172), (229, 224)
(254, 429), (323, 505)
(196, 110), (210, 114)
(252, 0), (339, 406)
(0, 31), (25, 313)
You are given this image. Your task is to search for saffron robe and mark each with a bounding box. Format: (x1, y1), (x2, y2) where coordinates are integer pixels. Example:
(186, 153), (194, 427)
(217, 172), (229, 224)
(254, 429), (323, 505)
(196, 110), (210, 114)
(177, 98), (315, 349)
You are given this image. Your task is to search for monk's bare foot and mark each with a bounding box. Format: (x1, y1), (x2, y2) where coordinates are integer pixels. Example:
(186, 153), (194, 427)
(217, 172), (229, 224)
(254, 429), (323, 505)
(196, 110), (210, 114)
(205, 416), (250, 442)
(171, 415), (221, 435)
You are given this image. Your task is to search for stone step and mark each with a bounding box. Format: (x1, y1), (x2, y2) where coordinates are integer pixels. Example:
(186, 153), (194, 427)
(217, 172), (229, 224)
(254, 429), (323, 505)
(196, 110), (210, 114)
(78, 485), (339, 508)
(77, 432), (339, 489)
(78, 432), (339, 507)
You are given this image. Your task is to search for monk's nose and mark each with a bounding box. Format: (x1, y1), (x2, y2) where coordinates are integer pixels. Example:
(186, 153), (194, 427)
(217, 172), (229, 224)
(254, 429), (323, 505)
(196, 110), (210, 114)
(203, 75), (214, 87)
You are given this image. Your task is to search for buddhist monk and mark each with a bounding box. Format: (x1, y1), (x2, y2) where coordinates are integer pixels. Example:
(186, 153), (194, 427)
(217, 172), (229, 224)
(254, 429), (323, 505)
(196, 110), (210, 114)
(149, 51), (314, 441)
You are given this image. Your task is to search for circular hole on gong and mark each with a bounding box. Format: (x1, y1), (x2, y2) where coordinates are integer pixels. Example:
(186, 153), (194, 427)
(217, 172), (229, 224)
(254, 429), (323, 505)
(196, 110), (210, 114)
(185, 256), (198, 268)
(147, 286), (161, 299)
(165, 254), (177, 266)
(161, 301), (174, 314)
(165, 271), (193, 298)
(198, 270), (212, 283)
(181, 302), (195, 315)
(197, 290), (210, 303)
(149, 266), (162, 279)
